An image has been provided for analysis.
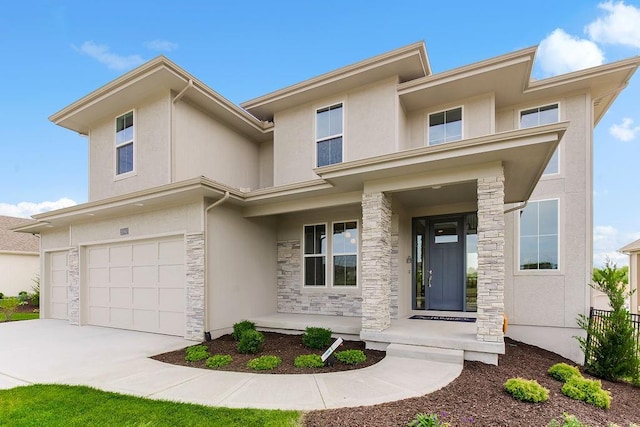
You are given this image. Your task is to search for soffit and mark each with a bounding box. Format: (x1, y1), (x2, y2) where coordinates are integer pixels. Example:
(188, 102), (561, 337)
(620, 238), (640, 254)
(241, 42), (430, 121)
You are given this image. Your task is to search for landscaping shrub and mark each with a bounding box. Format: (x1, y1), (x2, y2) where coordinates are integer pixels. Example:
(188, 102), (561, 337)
(0, 298), (19, 321)
(294, 354), (324, 368)
(407, 412), (451, 427)
(185, 344), (210, 362)
(17, 291), (29, 303)
(30, 276), (40, 306)
(503, 378), (549, 403)
(0, 292), (4, 299)
(548, 363), (582, 383)
(335, 349), (366, 365)
(577, 260), (640, 382)
(205, 354), (233, 369)
(547, 412), (587, 427)
(237, 329), (264, 354)
(232, 320), (256, 341)
(561, 376), (611, 410)
(302, 327), (332, 349)
(247, 355), (281, 371)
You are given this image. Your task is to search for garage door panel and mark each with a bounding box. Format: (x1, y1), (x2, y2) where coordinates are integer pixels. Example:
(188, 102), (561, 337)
(51, 270), (67, 285)
(51, 286), (67, 301)
(86, 236), (185, 336)
(158, 265), (183, 286)
(51, 302), (68, 319)
(51, 252), (68, 269)
(48, 251), (70, 320)
(88, 247), (109, 265)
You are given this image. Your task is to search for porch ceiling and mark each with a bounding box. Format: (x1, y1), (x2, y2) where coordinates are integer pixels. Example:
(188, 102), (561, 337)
(393, 182), (477, 208)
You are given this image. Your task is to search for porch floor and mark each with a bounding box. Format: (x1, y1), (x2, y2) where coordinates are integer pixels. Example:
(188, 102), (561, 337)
(250, 313), (504, 364)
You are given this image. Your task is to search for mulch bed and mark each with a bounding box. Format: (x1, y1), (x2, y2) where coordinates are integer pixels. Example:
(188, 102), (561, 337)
(304, 338), (640, 427)
(151, 331), (385, 374)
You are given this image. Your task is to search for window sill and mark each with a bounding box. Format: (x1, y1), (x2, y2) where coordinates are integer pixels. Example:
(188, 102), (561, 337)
(114, 171), (137, 181)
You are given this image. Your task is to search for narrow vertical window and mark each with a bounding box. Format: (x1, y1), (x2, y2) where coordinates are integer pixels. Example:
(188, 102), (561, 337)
(428, 107), (462, 145)
(316, 104), (343, 167)
(115, 111), (134, 175)
(303, 224), (326, 286)
(333, 221), (358, 286)
(519, 200), (559, 270)
(520, 104), (559, 175)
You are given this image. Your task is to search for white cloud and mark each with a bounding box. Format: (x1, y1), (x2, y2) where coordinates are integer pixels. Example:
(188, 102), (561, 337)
(0, 198), (77, 218)
(75, 41), (145, 71)
(609, 117), (640, 141)
(144, 40), (178, 52)
(593, 225), (640, 267)
(586, 1), (640, 48)
(537, 29), (605, 77)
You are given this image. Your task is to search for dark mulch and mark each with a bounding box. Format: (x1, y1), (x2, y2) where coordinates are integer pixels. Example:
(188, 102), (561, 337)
(152, 331), (385, 374)
(304, 338), (640, 427)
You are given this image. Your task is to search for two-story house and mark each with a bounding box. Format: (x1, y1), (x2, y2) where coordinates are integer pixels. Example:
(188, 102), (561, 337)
(16, 42), (639, 364)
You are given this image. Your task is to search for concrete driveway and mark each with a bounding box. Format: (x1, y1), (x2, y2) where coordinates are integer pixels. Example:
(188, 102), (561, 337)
(0, 319), (462, 410)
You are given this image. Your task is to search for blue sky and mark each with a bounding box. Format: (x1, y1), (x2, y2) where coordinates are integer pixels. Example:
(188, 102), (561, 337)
(1, 1), (639, 266)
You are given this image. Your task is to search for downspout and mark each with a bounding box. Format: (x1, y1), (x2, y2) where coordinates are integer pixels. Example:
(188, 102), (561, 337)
(203, 191), (230, 341)
(504, 200), (527, 215)
(170, 79), (194, 182)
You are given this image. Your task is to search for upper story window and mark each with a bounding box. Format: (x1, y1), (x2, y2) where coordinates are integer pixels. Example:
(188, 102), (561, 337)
(316, 103), (343, 167)
(115, 111), (134, 175)
(519, 199), (559, 271)
(520, 104), (559, 175)
(428, 107), (462, 145)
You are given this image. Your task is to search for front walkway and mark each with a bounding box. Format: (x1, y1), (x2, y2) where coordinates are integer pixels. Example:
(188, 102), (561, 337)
(0, 320), (462, 410)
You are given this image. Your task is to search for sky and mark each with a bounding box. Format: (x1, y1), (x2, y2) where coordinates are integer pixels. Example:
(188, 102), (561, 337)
(1, 1), (640, 267)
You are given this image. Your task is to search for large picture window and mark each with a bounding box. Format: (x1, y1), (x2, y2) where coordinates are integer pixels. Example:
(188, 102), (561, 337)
(520, 104), (559, 175)
(316, 103), (343, 167)
(519, 200), (559, 270)
(428, 107), (462, 145)
(115, 111), (134, 175)
(303, 224), (326, 286)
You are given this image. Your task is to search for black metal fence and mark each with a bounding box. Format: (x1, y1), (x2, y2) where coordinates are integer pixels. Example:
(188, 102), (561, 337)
(584, 307), (640, 368)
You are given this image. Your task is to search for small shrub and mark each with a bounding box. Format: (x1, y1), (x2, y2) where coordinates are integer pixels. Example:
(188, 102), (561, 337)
(205, 354), (233, 369)
(294, 354), (324, 368)
(247, 355), (281, 371)
(30, 275), (40, 306)
(504, 378), (549, 403)
(232, 320), (256, 341)
(237, 329), (264, 354)
(548, 413), (587, 427)
(0, 298), (19, 321)
(549, 363), (582, 383)
(335, 349), (366, 365)
(0, 292), (4, 299)
(185, 344), (210, 362)
(407, 412), (450, 427)
(561, 376), (611, 410)
(302, 327), (332, 349)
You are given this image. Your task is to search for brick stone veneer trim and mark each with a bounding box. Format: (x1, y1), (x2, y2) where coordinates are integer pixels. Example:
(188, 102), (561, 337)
(186, 233), (205, 340)
(67, 247), (79, 326)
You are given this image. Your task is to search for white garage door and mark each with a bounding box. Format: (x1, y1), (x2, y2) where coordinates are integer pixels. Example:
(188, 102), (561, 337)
(48, 251), (69, 320)
(86, 236), (185, 336)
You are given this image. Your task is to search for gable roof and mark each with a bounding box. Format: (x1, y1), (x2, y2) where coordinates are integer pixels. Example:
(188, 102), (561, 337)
(0, 216), (39, 253)
(619, 238), (640, 254)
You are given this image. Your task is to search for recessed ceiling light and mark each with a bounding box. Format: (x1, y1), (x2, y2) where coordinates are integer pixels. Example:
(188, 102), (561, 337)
(431, 185), (442, 190)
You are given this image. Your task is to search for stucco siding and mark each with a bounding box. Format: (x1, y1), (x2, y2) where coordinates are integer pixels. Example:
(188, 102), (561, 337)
(259, 141), (274, 188)
(89, 92), (171, 201)
(0, 253), (39, 297)
(174, 101), (260, 190)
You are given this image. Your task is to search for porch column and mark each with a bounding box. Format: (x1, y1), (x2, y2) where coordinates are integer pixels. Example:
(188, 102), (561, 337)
(476, 173), (505, 342)
(361, 192), (392, 332)
(185, 232), (205, 340)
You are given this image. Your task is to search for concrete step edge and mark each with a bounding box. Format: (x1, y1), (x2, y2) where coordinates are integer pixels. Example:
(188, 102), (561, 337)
(386, 343), (464, 365)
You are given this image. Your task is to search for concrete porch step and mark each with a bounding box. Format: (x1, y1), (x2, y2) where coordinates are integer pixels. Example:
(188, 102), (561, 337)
(386, 343), (464, 365)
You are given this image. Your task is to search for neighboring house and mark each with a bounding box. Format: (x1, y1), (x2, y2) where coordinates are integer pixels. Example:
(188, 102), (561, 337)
(0, 216), (40, 297)
(14, 42), (639, 365)
(619, 239), (640, 314)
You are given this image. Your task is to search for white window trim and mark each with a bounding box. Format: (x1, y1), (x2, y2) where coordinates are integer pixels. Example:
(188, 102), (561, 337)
(114, 109), (136, 180)
(331, 219), (359, 288)
(516, 198), (561, 274)
(426, 105), (464, 146)
(314, 102), (345, 168)
(518, 102), (561, 177)
(302, 222), (328, 288)
(301, 220), (360, 289)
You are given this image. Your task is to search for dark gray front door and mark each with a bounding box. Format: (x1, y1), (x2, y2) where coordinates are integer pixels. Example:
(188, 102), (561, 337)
(427, 217), (464, 311)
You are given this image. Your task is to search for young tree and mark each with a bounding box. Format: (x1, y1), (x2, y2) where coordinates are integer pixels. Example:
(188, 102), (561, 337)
(577, 260), (639, 381)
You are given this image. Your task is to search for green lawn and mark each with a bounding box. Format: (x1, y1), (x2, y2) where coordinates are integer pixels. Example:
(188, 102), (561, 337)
(0, 312), (39, 322)
(0, 385), (301, 427)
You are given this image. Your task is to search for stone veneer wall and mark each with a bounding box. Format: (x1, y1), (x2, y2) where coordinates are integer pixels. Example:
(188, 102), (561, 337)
(390, 230), (399, 319)
(277, 240), (362, 316)
(361, 192), (392, 332)
(185, 233), (205, 340)
(67, 247), (79, 326)
(476, 174), (505, 342)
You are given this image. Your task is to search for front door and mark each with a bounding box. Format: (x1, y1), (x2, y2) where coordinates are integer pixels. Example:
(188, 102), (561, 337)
(427, 217), (464, 310)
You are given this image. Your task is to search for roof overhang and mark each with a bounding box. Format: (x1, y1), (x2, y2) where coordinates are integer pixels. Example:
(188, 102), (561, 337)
(49, 57), (273, 142)
(619, 238), (640, 254)
(241, 42), (431, 121)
